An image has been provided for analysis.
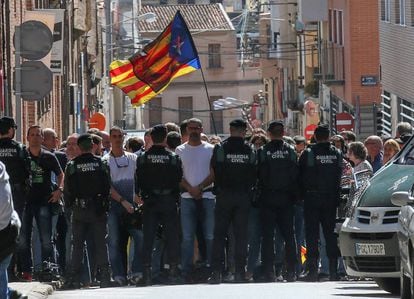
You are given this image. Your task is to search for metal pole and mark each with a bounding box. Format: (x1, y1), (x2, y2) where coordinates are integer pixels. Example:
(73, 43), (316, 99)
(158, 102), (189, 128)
(14, 25), (22, 142)
(80, 50), (86, 133)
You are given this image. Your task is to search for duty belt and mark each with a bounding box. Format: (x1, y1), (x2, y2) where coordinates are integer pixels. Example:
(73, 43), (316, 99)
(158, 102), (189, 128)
(74, 197), (93, 209)
(151, 189), (174, 195)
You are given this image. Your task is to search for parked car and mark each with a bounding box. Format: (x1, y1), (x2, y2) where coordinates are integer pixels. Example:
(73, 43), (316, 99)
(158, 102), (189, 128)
(339, 136), (414, 295)
(391, 188), (414, 299)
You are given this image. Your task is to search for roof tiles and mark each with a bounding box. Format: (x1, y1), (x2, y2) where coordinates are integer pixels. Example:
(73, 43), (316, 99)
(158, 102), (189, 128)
(139, 4), (234, 32)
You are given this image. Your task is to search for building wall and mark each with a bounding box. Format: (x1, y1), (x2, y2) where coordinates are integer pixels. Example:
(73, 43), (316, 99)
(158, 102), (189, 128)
(329, 0), (381, 108)
(380, 3), (414, 102)
(140, 30), (262, 134)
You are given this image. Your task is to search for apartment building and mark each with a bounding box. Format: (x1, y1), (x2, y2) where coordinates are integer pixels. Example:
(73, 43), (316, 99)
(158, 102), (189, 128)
(379, 0), (414, 136)
(320, 0), (381, 138)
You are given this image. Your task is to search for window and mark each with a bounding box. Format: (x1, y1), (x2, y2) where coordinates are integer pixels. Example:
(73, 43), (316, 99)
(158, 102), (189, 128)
(338, 11), (343, 45)
(385, 0), (391, 21)
(208, 44), (221, 68)
(328, 9), (333, 42)
(178, 97), (193, 123)
(401, 0), (406, 25)
(395, 0), (405, 24)
(333, 10), (337, 43)
(381, 0), (391, 21)
(396, 0), (401, 24)
(148, 97), (162, 127)
(411, 0), (414, 25)
(209, 96), (223, 134)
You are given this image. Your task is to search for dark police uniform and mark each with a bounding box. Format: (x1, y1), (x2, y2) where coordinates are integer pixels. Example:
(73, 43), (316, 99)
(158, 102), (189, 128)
(135, 125), (183, 285)
(209, 119), (257, 283)
(64, 134), (112, 288)
(0, 117), (31, 279)
(258, 120), (299, 282)
(0, 117), (31, 217)
(298, 124), (342, 281)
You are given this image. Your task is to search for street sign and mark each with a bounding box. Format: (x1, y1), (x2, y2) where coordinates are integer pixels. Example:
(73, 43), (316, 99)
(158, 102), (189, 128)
(336, 112), (354, 132)
(14, 20), (53, 60)
(89, 112), (106, 131)
(361, 75), (378, 86)
(304, 124), (317, 141)
(14, 61), (53, 101)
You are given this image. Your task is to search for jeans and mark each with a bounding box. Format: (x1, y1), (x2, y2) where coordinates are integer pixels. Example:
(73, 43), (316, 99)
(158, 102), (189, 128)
(19, 203), (54, 272)
(0, 254), (12, 299)
(247, 206), (261, 274)
(180, 197), (215, 274)
(107, 206), (143, 280)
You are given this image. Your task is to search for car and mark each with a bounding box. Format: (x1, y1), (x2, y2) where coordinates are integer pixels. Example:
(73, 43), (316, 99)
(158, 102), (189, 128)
(391, 188), (414, 299)
(339, 136), (414, 295)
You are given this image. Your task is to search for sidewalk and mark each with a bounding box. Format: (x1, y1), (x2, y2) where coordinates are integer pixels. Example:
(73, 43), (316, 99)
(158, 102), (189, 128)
(8, 282), (55, 299)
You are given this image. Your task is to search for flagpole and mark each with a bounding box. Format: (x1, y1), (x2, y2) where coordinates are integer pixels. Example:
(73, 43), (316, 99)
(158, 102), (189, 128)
(199, 67), (217, 136)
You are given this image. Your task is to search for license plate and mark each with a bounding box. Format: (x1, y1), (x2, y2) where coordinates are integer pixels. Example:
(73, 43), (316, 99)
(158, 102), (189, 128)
(355, 243), (386, 256)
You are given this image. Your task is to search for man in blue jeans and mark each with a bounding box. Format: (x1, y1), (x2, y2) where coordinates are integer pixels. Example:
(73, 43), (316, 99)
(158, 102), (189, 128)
(19, 125), (64, 281)
(175, 118), (214, 282)
(104, 126), (143, 286)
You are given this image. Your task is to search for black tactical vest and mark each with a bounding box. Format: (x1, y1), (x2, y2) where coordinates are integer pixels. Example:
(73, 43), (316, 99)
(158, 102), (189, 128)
(213, 138), (256, 189)
(258, 140), (298, 191)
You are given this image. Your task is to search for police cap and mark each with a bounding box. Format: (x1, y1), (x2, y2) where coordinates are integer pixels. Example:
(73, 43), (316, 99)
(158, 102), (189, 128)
(77, 133), (93, 147)
(229, 119), (247, 129)
(0, 116), (17, 131)
(314, 123), (330, 134)
(267, 120), (284, 131)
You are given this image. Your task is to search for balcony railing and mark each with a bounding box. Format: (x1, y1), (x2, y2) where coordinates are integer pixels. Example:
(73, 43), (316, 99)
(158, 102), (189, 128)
(314, 40), (344, 85)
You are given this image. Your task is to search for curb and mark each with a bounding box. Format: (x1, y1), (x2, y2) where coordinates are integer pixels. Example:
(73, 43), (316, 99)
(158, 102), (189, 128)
(9, 281), (58, 299)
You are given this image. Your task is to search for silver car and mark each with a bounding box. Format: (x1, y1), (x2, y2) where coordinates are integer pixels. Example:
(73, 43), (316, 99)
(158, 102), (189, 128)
(391, 188), (414, 299)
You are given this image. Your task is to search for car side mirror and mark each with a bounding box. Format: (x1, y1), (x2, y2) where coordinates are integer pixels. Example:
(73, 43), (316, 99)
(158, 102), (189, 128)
(391, 191), (413, 206)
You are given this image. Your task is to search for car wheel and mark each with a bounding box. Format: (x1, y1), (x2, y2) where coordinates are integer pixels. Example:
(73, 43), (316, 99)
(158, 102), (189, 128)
(374, 277), (400, 295)
(401, 260), (411, 299)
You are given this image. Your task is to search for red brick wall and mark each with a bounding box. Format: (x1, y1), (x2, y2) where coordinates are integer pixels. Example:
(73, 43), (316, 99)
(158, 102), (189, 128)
(329, 0), (381, 107)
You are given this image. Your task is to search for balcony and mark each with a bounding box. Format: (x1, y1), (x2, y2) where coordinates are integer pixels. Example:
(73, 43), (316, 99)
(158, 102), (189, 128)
(314, 40), (344, 85)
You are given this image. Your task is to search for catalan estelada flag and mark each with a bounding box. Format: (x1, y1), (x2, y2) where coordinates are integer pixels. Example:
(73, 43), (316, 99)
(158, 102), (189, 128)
(109, 11), (201, 107)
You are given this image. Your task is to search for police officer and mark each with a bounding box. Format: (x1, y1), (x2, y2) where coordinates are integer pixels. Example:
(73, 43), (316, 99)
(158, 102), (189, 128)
(299, 124), (342, 282)
(135, 124), (182, 286)
(0, 117), (30, 219)
(258, 120), (299, 282)
(63, 134), (112, 289)
(0, 116), (30, 280)
(208, 119), (257, 284)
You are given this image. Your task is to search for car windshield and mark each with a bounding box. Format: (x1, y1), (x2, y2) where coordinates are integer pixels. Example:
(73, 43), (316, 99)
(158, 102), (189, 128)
(357, 136), (414, 207)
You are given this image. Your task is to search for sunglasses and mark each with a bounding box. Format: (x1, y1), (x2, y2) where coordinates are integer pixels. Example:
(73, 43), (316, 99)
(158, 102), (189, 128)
(113, 155), (129, 168)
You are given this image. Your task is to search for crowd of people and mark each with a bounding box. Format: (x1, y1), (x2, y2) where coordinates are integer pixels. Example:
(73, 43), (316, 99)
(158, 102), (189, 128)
(0, 115), (411, 296)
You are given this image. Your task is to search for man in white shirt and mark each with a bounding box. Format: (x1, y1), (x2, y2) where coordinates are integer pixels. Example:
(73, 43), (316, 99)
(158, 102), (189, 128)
(175, 118), (214, 281)
(103, 126), (143, 286)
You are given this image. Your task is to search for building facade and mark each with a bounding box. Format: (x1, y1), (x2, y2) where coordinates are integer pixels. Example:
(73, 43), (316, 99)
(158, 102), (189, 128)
(107, 4), (262, 134)
(320, 0), (381, 139)
(379, 0), (414, 136)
